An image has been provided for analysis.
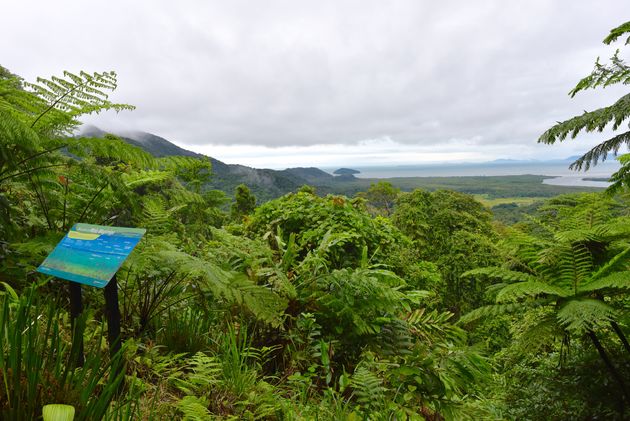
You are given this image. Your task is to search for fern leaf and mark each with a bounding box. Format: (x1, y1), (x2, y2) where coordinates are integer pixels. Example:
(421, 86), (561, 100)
(458, 300), (548, 324)
(176, 396), (212, 421)
(462, 267), (537, 283)
(351, 365), (386, 412)
(581, 271), (630, 292)
(589, 246), (630, 281)
(495, 281), (570, 303)
(557, 299), (617, 333)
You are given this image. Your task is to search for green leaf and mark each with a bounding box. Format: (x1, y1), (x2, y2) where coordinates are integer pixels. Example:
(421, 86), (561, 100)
(42, 404), (75, 421)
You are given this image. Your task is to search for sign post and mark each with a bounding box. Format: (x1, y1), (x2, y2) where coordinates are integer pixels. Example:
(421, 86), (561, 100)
(37, 223), (145, 373)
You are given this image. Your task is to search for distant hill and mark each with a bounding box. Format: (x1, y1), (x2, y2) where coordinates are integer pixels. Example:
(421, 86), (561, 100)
(79, 126), (333, 201)
(334, 168), (360, 175)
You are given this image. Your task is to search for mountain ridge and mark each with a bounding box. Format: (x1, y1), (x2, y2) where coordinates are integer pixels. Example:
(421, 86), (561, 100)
(79, 126), (334, 200)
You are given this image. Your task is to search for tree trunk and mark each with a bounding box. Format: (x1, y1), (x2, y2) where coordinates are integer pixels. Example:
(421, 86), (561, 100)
(610, 321), (630, 355)
(588, 330), (628, 415)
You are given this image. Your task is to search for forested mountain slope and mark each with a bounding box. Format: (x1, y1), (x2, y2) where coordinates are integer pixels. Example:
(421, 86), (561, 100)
(81, 126), (334, 201)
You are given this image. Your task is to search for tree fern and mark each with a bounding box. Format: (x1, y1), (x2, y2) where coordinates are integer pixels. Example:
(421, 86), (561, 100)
(462, 210), (630, 399)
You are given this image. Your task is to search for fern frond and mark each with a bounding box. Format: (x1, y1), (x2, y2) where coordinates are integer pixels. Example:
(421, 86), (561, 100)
(557, 299), (617, 333)
(175, 395), (212, 421)
(405, 308), (465, 344)
(495, 281), (570, 303)
(589, 246), (630, 281)
(351, 365), (386, 412)
(152, 249), (287, 326)
(462, 267), (537, 283)
(581, 271), (630, 292)
(570, 130), (630, 171)
(517, 313), (563, 353)
(538, 92), (630, 140)
(66, 136), (155, 169)
(0, 109), (41, 179)
(25, 70), (134, 135)
(172, 352), (222, 395)
(122, 169), (174, 188)
(607, 154), (630, 193)
(458, 300), (549, 324)
(603, 20), (630, 45)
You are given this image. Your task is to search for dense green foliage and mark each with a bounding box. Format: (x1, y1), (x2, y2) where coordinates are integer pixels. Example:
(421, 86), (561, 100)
(1, 22), (629, 420)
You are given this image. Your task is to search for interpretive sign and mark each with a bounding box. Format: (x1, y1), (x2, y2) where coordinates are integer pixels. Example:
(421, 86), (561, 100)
(37, 223), (146, 288)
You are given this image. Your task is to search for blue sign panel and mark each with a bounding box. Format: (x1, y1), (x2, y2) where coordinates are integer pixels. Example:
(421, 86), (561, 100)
(37, 223), (146, 288)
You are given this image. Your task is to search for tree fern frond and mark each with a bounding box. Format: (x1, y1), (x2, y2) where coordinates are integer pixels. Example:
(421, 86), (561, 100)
(122, 169), (174, 188)
(0, 109), (41, 179)
(25, 70), (134, 135)
(570, 130), (630, 171)
(581, 271), (630, 292)
(603, 20), (630, 45)
(458, 300), (550, 324)
(538, 93), (630, 144)
(495, 281), (570, 303)
(66, 136), (156, 169)
(137, 196), (182, 232)
(151, 249), (287, 326)
(589, 246), (630, 281)
(462, 267), (537, 283)
(557, 299), (617, 333)
(607, 154), (630, 193)
(515, 314), (563, 353)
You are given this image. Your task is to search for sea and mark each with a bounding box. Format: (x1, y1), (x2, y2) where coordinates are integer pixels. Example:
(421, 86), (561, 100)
(321, 161), (622, 188)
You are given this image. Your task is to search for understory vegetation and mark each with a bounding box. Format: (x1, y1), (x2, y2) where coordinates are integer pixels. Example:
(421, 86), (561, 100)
(1, 21), (629, 421)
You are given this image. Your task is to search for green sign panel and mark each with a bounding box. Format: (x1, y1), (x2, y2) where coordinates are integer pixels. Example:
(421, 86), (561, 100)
(37, 223), (146, 288)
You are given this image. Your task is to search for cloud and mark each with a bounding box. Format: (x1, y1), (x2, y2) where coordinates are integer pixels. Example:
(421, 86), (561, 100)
(1, 0), (628, 166)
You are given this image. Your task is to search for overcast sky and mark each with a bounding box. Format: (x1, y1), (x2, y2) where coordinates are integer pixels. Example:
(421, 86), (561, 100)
(2, 1), (628, 168)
